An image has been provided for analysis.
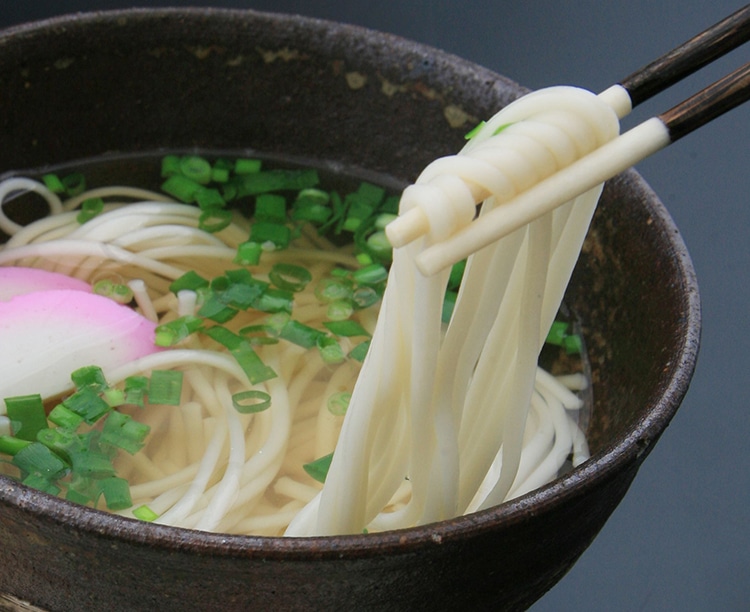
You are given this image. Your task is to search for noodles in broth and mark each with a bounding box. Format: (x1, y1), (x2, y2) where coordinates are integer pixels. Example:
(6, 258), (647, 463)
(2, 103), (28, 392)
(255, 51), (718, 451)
(0, 85), (615, 536)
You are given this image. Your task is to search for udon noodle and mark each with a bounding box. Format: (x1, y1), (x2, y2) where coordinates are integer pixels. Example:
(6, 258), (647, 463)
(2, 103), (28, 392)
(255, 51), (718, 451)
(0, 85), (616, 536)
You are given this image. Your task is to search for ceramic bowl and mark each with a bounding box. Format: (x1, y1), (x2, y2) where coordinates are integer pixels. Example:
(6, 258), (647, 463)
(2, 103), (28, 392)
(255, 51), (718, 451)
(0, 9), (699, 611)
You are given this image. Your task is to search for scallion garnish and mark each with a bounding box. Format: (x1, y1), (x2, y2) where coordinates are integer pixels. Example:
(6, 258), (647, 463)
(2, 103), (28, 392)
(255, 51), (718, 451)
(93, 279), (134, 304)
(203, 326), (277, 384)
(97, 476), (132, 511)
(316, 336), (345, 364)
(199, 208), (233, 233)
(4, 394), (48, 442)
(133, 504), (159, 522)
(100, 411), (151, 454)
(279, 320), (327, 349)
(147, 370), (184, 406)
(268, 263), (313, 292)
(179, 155), (212, 185)
(62, 387), (112, 424)
(71, 365), (108, 391)
(327, 392), (351, 416)
(169, 270), (210, 294)
(231, 390), (272, 414)
(348, 340), (371, 362)
(323, 320), (371, 337)
(76, 197), (105, 224)
(303, 452), (334, 483)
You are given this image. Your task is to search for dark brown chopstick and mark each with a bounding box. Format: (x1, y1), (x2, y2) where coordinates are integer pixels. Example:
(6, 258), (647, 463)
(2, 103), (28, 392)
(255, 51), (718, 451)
(659, 61), (750, 141)
(619, 4), (750, 107)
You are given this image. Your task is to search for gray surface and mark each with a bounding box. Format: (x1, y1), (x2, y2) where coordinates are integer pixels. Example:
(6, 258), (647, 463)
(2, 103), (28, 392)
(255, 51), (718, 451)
(1, 2), (748, 610)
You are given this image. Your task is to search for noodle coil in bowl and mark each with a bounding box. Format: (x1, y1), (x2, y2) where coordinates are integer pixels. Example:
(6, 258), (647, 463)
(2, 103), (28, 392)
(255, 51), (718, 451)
(0, 8), (699, 611)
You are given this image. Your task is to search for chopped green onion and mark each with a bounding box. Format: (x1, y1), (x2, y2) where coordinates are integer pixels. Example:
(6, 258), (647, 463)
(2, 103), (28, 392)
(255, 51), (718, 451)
(22, 473), (61, 496)
(5, 394), (48, 442)
(41, 173), (66, 193)
(563, 334), (583, 355)
(62, 387), (111, 424)
(356, 252), (373, 266)
(47, 404), (85, 429)
(292, 188), (331, 224)
(197, 293), (238, 323)
(233, 158), (262, 175)
(62, 173), (86, 196)
(323, 320), (370, 337)
(262, 312), (291, 336)
(316, 336), (345, 364)
(77, 197), (105, 224)
(493, 122), (514, 135)
(269, 263), (312, 292)
(448, 260), (466, 290)
(203, 326), (277, 384)
(195, 188), (226, 210)
(352, 182), (385, 208)
(70, 449), (117, 479)
(98, 476), (132, 510)
(234, 241), (263, 266)
(102, 387), (126, 407)
(36, 427), (83, 464)
(464, 120), (486, 140)
(315, 277), (353, 302)
(170, 270), (209, 294)
(13, 442), (68, 480)
(348, 340), (371, 362)
(161, 174), (203, 203)
(365, 230), (392, 259)
(93, 279), (134, 304)
(100, 411), (151, 455)
(249, 221), (291, 249)
(279, 320), (326, 349)
(124, 376), (149, 407)
(133, 504), (159, 521)
(252, 287), (294, 314)
(353, 263), (388, 285)
(327, 392), (351, 416)
(179, 155), (212, 185)
(442, 290), (457, 324)
(545, 321), (570, 346)
(238, 324), (278, 345)
(255, 193), (287, 223)
(351, 286), (380, 309)
(232, 390), (272, 414)
(148, 370), (184, 405)
(161, 154), (182, 177)
(303, 452), (333, 483)
(0, 435), (32, 456)
(326, 299), (354, 321)
(199, 208), (233, 233)
(154, 315), (204, 347)
(71, 365), (108, 391)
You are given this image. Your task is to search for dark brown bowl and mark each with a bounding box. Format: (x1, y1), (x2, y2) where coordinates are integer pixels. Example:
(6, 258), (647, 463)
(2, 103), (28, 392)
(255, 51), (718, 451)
(0, 8), (699, 611)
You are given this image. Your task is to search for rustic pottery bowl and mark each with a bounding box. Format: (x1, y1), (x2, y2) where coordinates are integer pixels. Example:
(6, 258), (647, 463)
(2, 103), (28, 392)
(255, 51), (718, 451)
(0, 8), (699, 612)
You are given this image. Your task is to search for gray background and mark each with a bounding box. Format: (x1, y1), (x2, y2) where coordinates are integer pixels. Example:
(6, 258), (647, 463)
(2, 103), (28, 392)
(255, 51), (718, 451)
(1, 2), (748, 610)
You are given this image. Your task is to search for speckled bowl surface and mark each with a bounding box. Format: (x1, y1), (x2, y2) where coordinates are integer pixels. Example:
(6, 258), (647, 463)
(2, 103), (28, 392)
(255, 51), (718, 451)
(0, 8), (699, 611)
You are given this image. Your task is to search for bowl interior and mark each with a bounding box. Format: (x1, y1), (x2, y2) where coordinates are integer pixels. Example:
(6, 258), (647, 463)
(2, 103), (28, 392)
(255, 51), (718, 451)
(0, 9), (699, 611)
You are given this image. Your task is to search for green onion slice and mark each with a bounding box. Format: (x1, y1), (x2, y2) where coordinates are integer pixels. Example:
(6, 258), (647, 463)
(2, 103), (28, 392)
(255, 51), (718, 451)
(303, 453), (334, 483)
(269, 263), (313, 292)
(232, 390), (272, 414)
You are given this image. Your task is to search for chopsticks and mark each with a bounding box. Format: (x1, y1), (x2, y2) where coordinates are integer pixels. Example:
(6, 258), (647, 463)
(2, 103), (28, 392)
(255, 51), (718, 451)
(395, 5), (750, 276)
(619, 4), (750, 108)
